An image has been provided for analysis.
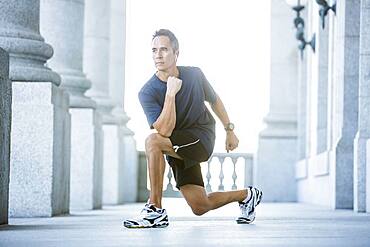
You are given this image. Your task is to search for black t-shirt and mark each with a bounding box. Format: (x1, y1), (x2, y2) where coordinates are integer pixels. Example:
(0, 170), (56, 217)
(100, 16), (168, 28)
(138, 66), (216, 155)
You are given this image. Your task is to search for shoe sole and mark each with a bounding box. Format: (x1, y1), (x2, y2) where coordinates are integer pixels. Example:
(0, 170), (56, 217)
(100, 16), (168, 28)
(236, 216), (255, 224)
(124, 223), (169, 229)
(123, 221), (169, 229)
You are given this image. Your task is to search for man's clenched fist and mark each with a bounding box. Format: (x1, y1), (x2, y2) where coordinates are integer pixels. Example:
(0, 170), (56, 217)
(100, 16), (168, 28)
(166, 76), (182, 96)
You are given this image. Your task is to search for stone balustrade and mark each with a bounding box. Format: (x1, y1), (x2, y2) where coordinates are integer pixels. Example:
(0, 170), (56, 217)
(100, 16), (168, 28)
(137, 151), (254, 201)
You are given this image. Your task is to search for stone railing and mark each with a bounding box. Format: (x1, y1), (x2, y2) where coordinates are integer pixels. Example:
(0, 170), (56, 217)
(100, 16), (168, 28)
(137, 151), (254, 201)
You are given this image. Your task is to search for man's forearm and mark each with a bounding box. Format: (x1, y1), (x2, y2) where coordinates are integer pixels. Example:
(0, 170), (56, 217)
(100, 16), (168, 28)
(211, 94), (231, 128)
(153, 94), (176, 137)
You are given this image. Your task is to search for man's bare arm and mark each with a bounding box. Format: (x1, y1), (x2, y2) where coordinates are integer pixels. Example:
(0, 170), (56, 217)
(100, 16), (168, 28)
(152, 76), (182, 137)
(152, 94), (176, 137)
(210, 94), (230, 128)
(210, 93), (239, 152)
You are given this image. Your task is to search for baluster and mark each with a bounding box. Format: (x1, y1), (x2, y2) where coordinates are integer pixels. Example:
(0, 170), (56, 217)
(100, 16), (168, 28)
(206, 158), (212, 193)
(231, 156), (238, 190)
(166, 167), (175, 192)
(244, 155), (254, 187)
(218, 156), (225, 191)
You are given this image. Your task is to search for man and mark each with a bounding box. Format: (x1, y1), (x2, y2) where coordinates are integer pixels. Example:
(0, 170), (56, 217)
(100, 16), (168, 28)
(123, 29), (262, 228)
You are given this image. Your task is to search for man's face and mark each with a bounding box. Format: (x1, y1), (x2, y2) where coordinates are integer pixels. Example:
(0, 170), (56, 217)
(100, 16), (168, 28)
(152, 36), (178, 72)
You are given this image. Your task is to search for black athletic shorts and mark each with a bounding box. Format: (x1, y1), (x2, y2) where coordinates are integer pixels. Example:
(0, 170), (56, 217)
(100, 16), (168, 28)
(167, 129), (213, 190)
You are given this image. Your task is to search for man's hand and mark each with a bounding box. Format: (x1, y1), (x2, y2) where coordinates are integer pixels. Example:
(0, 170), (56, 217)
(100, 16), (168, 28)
(166, 76), (182, 96)
(225, 131), (239, 153)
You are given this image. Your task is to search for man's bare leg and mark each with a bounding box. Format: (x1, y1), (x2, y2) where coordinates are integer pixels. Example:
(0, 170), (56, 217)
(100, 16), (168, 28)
(145, 133), (182, 208)
(145, 132), (248, 214)
(180, 184), (248, 216)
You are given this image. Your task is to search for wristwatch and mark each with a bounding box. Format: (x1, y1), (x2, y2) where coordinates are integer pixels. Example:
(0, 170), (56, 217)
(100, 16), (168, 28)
(224, 122), (235, 131)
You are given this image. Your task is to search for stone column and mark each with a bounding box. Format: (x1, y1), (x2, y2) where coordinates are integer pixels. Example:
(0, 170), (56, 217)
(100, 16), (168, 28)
(315, 13), (330, 155)
(0, 0), (71, 217)
(103, 0), (138, 204)
(84, 0), (115, 209)
(40, 0), (95, 109)
(39, 0), (97, 211)
(295, 8), (308, 181)
(368, 140), (370, 213)
(0, 1), (60, 83)
(331, 0), (360, 209)
(354, 0), (370, 213)
(256, 0), (298, 202)
(0, 48), (11, 224)
(297, 52), (308, 161)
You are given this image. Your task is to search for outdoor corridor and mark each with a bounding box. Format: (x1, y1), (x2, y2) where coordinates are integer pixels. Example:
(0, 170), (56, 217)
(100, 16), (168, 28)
(2, 1), (370, 246)
(1, 198), (370, 247)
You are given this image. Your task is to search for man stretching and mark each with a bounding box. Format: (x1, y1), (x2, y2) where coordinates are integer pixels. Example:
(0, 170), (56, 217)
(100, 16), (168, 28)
(124, 29), (262, 228)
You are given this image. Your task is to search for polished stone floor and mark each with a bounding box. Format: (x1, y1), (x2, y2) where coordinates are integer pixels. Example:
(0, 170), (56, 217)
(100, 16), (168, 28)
(1, 198), (370, 247)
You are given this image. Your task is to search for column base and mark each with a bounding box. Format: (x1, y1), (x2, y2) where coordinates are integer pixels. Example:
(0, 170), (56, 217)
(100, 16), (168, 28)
(69, 108), (99, 210)
(102, 125), (120, 205)
(256, 113), (298, 202)
(353, 132), (368, 212)
(256, 135), (297, 202)
(9, 82), (69, 217)
(334, 137), (354, 209)
(102, 121), (137, 204)
(120, 131), (138, 203)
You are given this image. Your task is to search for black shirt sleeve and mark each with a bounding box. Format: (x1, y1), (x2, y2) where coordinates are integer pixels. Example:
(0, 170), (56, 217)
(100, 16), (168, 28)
(198, 68), (217, 104)
(138, 91), (162, 129)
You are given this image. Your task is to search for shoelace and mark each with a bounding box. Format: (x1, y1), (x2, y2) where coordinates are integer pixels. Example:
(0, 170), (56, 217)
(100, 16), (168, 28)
(140, 204), (155, 215)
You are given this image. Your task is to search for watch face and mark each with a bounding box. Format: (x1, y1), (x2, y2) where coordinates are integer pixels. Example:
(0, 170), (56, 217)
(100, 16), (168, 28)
(226, 123), (234, 131)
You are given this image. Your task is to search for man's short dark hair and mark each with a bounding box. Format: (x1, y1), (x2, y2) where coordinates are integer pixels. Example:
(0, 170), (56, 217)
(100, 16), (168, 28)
(152, 29), (179, 52)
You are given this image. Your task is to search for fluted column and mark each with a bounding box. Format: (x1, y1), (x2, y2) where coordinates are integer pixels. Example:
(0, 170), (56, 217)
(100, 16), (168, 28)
(40, 0), (95, 109)
(0, 0), (71, 217)
(39, 0), (98, 210)
(0, 48), (11, 224)
(256, 0), (298, 202)
(84, 0), (115, 209)
(0, 1), (59, 83)
(103, 0), (137, 205)
(84, 0), (115, 116)
(354, 0), (370, 213)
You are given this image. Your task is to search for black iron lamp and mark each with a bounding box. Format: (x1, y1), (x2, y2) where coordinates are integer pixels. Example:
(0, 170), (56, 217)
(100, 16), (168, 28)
(315, 0), (336, 29)
(286, 0), (316, 59)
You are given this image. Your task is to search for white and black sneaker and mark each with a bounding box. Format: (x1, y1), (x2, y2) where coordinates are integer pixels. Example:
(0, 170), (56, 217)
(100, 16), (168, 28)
(123, 203), (169, 228)
(236, 186), (263, 224)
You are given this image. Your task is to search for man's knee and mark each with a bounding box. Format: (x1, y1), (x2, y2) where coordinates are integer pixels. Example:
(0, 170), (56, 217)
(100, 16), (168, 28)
(187, 199), (210, 216)
(145, 133), (161, 152)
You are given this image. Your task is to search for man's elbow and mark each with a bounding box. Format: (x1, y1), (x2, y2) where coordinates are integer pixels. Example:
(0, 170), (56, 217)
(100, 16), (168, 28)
(210, 99), (218, 110)
(210, 95), (220, 108)
(158, 128), (172, 138)
(152, 123), (173, 137)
